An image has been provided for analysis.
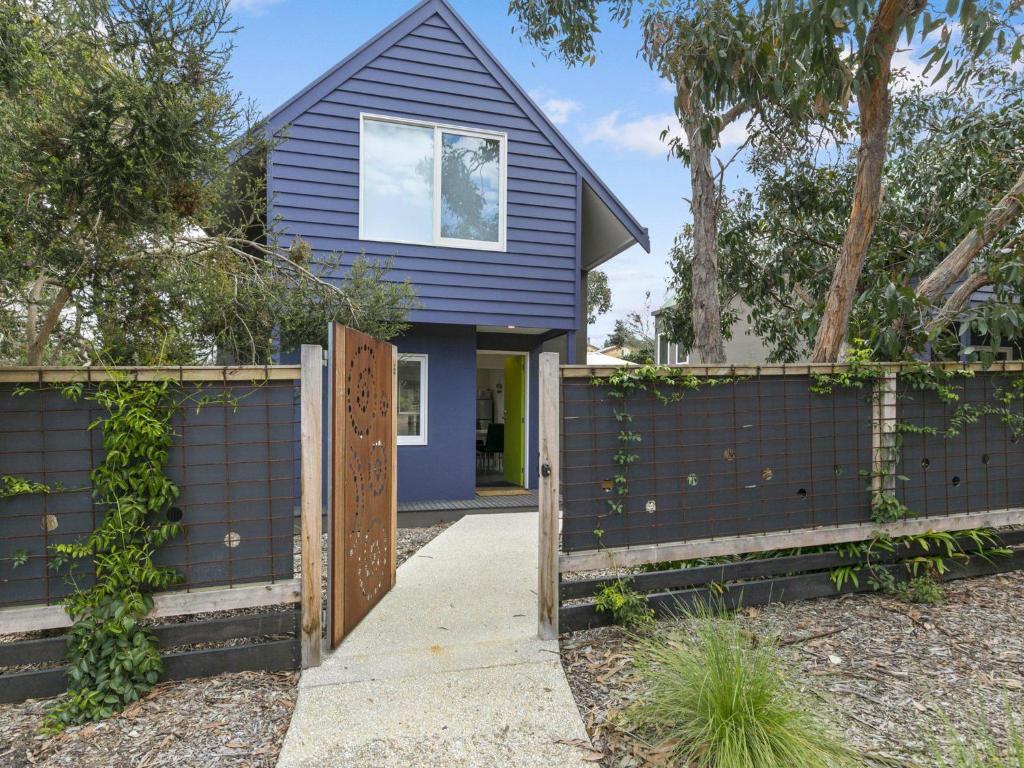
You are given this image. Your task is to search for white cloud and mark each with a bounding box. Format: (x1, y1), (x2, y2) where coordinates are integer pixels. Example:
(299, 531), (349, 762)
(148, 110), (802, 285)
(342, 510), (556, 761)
(529, 90), (582, 125)
(583, 111), (750, 155)
(542, 97), (581, 125)
(583, 112), (681, 155)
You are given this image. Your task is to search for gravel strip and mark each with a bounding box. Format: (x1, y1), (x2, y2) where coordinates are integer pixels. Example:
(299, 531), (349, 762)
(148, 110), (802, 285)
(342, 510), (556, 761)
(0, 523), (452, 767)
(561, 569), (1024, 767)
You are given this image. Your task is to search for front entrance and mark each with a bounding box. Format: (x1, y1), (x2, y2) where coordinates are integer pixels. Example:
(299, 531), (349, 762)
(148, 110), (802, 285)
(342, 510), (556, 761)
(328, 323), (398, 648)
(475, 351), (528, 491)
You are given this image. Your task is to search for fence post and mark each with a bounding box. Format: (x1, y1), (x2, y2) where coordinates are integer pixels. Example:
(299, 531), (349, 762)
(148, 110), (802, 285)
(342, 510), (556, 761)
(299, 344), (323, 668)
(871, 372), (898, 505)
(538, 352), (560, 640)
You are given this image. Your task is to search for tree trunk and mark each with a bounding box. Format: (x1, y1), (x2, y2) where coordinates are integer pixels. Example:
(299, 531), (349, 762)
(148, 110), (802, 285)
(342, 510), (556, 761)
(810, 0), (923, 362)
(924, 271), (990, 336)
(916, 165), (1024, 303)
(26, 286), (71, 366)
(686, 121), (726, 364)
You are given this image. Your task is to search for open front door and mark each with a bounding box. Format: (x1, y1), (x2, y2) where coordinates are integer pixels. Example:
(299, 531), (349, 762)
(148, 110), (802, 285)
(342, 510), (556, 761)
(329, 323), (397, 648)
(503, 355), (526, 487)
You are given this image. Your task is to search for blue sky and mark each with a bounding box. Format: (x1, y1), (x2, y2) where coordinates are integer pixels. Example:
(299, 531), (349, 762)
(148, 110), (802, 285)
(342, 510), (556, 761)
(226, 0), (733, 344)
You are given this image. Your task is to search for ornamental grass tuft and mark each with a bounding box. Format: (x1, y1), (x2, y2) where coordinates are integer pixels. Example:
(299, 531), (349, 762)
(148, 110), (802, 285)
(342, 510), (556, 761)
(624, 610), (860, 768)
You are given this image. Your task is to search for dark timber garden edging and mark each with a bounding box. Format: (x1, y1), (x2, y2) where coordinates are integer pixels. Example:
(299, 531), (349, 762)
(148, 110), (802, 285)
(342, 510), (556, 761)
(559, 533), (1024, 633)
(0, 610), (300, 704)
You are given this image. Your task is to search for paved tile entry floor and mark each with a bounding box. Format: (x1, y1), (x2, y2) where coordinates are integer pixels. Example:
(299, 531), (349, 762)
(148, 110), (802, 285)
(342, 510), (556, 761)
(276, 512), (592, 768)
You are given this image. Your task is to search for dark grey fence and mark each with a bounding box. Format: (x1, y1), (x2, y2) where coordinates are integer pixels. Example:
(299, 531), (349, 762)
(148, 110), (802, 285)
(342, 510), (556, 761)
(560, 369), (1024, 555)
(0, 379), (298, 610)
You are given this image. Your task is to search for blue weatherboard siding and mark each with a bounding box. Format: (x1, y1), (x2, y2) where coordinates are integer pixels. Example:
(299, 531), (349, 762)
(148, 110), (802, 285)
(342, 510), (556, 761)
(395, 324), (477, 502)
(265, 0), (648, 331)
(266, 0), (648, 503)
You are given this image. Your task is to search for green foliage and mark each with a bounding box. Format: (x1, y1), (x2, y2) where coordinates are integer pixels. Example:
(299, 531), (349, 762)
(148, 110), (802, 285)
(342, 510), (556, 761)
(586, 270), (612, 326)
(0, 1), (415, 367)
(3, 549), (29, 569)
(43, 374), (187, 731)
(870, 492), (915, 524)
(935, 710), (1024, 767)
(593, 365), (728, 533)
(603, 291), (657, 365)
(831, 529), (1009, 603)
(665, 73), (1024, 363)
(625, 611), (859, 768)
(0, 475), (52, 499)
(808, 339), (882, 394)
(594, 579), (654, 629)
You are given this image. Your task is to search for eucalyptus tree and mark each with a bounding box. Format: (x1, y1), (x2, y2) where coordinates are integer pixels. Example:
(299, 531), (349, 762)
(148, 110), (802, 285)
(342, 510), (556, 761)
(509, 0), (834, 363)
(509, 0), (1023, 362)
(0, 0), (415, 366)
(664, 75), (1024, 363)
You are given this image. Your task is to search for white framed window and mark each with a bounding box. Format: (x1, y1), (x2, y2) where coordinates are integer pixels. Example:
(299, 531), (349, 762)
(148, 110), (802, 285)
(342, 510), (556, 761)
(656, 333), (688, 365)
(397, 354), (428, 446)
(359, 114), (507, 251)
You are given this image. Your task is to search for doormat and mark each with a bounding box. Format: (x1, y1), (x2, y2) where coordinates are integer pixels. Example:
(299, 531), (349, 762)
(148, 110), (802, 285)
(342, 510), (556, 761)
(476, 487), (530, 497)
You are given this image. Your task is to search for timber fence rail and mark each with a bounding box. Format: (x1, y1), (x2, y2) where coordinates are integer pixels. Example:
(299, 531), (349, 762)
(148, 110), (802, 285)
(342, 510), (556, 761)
(538, 356), (1024, 637)
(0, 349), (325, 702)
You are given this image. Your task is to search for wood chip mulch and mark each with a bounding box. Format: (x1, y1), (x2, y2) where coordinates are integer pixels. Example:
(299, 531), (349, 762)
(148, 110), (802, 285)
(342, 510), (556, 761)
(0, 523), (451, 768)
(0, 671), (298, 768)
(561, 569), (1024, 767)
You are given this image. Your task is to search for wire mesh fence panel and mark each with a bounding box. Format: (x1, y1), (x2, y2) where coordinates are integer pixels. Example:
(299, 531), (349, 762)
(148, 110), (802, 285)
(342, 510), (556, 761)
(0, 379), (299, 609)
(896, 372), (1024, 518)
(561, 374), (874, 553)
(560, 368), (1024, 556)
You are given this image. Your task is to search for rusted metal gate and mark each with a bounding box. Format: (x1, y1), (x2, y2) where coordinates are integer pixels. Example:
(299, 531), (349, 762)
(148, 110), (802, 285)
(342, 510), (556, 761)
(329, 324), (398, 648)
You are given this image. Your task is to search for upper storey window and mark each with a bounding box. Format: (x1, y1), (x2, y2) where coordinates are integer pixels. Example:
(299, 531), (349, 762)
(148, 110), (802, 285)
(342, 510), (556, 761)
(359, 114), (507, 251)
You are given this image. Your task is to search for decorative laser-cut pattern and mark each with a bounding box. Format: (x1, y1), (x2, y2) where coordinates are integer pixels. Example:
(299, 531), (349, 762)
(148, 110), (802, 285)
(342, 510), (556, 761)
(330, 324), (396, 647)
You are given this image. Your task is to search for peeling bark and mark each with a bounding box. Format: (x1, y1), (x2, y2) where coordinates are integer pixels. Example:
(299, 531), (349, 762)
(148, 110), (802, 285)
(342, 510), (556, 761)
(686, 119), (726, 364)
(811, 0), (925, 362)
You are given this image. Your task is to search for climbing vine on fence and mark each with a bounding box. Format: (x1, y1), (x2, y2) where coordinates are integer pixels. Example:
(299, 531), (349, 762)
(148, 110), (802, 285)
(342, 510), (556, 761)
(591, 365), (733, 543)
(586, 345), (1023, 606)
(1, 374), (239, 732)
(38, 375), (187, 731)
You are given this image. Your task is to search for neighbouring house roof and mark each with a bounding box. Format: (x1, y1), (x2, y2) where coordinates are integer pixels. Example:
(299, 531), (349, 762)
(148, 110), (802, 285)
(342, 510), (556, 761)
(262, 0), (650, 265)
(587, 351), (636, 366)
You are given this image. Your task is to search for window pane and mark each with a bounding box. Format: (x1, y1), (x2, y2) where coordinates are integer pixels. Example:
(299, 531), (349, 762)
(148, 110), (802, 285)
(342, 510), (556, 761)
(362, 120), (434, 243)
(440, 132), (500, 242)
(398, 359), (423, 438)
(658, 335), (669, 364)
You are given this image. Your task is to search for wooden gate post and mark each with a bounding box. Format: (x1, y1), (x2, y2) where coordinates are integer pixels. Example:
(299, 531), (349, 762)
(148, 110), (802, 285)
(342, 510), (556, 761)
(538, 352), (560, 640)
(299, 344), (324, 668)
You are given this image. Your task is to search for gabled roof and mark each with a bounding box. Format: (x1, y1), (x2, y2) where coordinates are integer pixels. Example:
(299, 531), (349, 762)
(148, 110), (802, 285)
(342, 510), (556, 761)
(263, 0), (650, 255)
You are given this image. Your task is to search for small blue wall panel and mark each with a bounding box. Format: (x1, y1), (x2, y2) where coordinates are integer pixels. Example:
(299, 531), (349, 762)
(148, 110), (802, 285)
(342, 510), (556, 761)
(396, 324), (477, 501)
(268, 10), (580, 331)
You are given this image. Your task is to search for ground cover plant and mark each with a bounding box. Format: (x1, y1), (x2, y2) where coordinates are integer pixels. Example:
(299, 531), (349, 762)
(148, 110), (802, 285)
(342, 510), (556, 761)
(623, 609), (860, 768)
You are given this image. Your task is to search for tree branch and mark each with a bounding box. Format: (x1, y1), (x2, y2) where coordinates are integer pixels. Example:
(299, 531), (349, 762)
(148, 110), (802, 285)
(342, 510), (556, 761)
(923, 271), (991, 336)
(27, 285), (71, 366)
(915, 165), (1024, 303)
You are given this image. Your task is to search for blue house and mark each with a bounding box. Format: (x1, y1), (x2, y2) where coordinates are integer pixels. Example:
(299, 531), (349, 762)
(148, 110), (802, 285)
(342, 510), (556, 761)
(264, 0), (649, 503)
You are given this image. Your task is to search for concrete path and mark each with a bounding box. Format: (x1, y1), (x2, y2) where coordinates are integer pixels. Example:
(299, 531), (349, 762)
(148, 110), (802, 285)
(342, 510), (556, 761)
(276, 512), (592, 768)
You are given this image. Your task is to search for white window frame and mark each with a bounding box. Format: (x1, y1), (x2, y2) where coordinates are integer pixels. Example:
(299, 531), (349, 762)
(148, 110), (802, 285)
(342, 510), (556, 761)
(656, 333), (689, 366)
(397, 354), (428, 446)
(358, 113), (507, 252)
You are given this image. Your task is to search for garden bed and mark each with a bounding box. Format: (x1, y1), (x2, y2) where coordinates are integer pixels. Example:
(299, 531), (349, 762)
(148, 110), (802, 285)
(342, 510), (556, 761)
(0, 523), (449, 767)
(561, 568), (1024, 767)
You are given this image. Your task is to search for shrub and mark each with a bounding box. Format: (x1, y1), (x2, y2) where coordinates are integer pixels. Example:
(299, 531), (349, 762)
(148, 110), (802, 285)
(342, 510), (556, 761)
(625, 611), (860, 768)
(594, 579), (654, 629)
